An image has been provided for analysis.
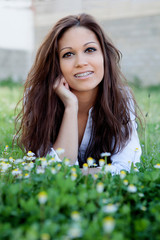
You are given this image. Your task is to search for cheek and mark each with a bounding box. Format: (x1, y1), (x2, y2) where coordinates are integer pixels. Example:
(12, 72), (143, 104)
(59, 61), (65, 75)
(98, 57), (104, 78)
(60, 61), (72, 76)
(59, 62), (73, 85)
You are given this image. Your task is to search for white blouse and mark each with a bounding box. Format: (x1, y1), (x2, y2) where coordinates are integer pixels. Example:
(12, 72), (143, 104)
(48, 108), (141, 175)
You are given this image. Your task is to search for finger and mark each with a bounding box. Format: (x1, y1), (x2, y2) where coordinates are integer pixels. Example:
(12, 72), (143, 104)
(53, 77), (70, 92)
(64, 82), (70, 90)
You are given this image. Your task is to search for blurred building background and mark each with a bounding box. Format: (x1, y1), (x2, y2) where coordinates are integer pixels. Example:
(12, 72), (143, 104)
(0, 0), (160, 86)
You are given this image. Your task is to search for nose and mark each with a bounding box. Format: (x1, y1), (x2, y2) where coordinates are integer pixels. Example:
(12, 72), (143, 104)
(74, 54), (88, 68)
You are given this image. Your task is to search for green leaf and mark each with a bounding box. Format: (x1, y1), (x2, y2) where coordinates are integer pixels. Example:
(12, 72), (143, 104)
(85, 202), (97, 213)
(134, 219), (150, 232)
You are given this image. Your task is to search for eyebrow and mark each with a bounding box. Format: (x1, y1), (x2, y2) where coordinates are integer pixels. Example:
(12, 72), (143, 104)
(59, 41), (98, 52)
(84, 41), (97, 46)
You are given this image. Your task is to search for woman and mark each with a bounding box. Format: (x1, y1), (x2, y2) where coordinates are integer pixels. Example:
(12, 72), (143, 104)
(16, 13), (141, 175)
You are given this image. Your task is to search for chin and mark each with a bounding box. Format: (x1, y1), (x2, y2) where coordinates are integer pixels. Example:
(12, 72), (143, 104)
(77, 86), (98, 93)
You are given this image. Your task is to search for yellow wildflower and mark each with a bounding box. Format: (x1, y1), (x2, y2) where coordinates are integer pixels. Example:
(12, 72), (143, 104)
(103, 216), (115, 233)
(40, 233), (50, 240)
(38, 191), (48, 204)
(83, 163), (88, 171)
(64, 158), (70, 166)
(120, 170), (126, 179)
(93, 174), (98, 180)
(71, 211), (81, 221)
(56, 148), (65, 155)
(96, 182), (104, 193)
(87, 157), (94, 167)
(99, 159), (105, 167)
(127, 184), (137, 193)
(123, 179), (128, 185)
(71, 173), (77, 181)
(154, 163), (160, 169)
(71, 167), (76, 173)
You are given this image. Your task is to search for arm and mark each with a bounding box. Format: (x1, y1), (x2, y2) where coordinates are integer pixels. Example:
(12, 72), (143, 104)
(52, 77), (79, 165)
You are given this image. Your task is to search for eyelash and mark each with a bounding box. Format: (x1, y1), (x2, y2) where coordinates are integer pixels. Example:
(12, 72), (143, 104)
(62, 52), (73, 58)
(85, 47), (97, 53)
(62, 47), (97, 58)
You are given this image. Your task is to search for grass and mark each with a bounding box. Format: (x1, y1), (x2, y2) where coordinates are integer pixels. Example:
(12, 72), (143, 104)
(131, 84), (160, 157)
(0, 80), (160, 239)
(0, 80), (24, 158)
(0, 79), (160, 176)
(0, 79), (159, 160)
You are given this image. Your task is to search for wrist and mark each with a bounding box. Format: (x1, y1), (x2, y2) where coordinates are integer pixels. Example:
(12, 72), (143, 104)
(65, 101), (78, 113)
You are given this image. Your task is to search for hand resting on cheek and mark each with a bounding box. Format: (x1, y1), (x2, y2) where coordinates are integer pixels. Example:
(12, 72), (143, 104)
(53, 77), (78, 109)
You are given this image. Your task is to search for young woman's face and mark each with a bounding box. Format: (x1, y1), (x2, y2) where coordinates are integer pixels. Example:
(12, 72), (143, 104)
(58, 26), (104, 94)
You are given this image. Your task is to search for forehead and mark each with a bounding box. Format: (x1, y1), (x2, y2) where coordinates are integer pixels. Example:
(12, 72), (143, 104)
(58, 26), (100, 48)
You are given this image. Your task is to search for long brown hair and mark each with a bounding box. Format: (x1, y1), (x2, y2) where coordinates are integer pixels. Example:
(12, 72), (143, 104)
(16, 13), (138, 166)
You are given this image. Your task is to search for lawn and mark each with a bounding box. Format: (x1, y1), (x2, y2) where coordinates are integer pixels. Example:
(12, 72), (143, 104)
(0, 80), (24, 159)
(0, 80), (160, 240)
(0, 80), (159, 159)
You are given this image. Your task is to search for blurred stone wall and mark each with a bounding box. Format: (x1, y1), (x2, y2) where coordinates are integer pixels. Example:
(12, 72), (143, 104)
(0, 49), (33, 81)
(0, 3), (34, 82)
(101, 14), (160, 86)
(0, 0), (160, 86)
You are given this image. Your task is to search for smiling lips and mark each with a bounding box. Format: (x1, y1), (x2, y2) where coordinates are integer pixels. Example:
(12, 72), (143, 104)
(74, 71), (93, 78)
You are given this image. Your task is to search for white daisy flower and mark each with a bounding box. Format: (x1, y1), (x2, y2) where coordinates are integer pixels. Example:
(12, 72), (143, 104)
(14, 159), (24, 164)
(71, 173), (77, 181)
(127, 184), (137, 193)
(99, 159), (105, 167)
(37, 191), (48, 204)
(103, 203), (118, 214)
(96, 182), (104, 193)
(71, 211), (81, 221)
(68, 224), (82, 239)
(12, 168), (22, 176)
(104, 164), (112, 173)
(100, 152), (111, 157)
(87, 157), (94, 167)
(120, 170), (126, 179)
(103, 216), (115, 233)
(51, 167), (57, 174)
(154, 163), (160, 169)
(27, 151), (35, 157)
(56, 148), (65, 155)
(64, 158), (70, 166)
(82, 163), (88, 171)
(36, 166), (45, 174)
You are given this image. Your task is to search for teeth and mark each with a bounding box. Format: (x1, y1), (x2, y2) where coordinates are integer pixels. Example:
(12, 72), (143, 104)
(75, 72), (92, 77)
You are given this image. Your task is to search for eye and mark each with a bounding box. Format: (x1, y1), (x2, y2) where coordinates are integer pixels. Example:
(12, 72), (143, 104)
(85, 47), (97, 53)
(62, 52), (73, 58)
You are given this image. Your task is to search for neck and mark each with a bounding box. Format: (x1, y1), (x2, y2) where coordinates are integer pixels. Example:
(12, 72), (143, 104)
(72, 88), (98, 114)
